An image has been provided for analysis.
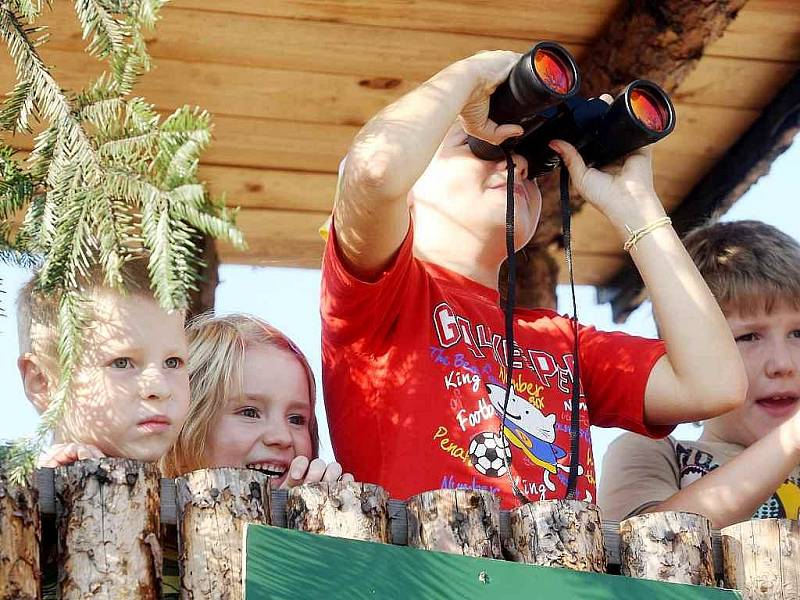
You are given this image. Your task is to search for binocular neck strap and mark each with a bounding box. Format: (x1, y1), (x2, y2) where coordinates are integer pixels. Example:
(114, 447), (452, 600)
(500, 149), (530, 506)
(560, 166), (581, 501)
(499, 155), (582, 505)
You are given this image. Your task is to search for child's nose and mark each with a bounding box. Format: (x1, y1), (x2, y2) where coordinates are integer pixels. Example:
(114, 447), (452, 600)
(140, 367), (171, 400)
(261, 420), (293, 448)
(765, 340), (797, 378)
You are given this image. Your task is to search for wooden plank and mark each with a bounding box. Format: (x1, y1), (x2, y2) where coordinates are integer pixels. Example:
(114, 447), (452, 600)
(217, 208), (329, 268)
(707, 0), (800, 62)
(674, 57), (798, 110)
(22, 49), (420, 127)
(203, 116), (356, 172)
(39, 4), (565, 82)
(202, 166), (337, 212)
(169, 0), (621, 43)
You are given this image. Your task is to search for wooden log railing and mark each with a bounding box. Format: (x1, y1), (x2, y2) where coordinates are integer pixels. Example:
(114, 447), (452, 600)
(2, 461), (798, 598)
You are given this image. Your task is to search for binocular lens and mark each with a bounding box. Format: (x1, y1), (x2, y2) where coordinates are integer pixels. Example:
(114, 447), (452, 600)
(629, 88), (669, 132)
(533, 48), (573, 95)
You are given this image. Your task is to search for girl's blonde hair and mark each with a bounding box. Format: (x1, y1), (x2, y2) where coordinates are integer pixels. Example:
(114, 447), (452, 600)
(163, 312), (320, 476)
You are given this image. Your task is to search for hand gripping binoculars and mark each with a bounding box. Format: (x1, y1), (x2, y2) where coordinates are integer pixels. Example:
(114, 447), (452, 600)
(467, 41), (676, 177)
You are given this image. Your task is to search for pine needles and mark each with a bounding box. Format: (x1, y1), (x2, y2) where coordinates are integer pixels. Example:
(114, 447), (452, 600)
(0, 0), (244, 482)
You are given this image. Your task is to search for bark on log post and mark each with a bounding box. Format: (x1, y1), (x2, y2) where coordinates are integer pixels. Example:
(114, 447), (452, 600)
(176, 468), (271, 599)
(55, 458), (161, 599)
(286, 482), (390, 543)
(619, 511), (714, 586)
(507, 500), (605, 572)
(0, 470), (41, 600)
(722, 519), (800, 599)
(406, 489), (502, 558)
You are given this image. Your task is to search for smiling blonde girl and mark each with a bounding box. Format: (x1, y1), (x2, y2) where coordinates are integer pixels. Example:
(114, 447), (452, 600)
(164, 313), (351, 487)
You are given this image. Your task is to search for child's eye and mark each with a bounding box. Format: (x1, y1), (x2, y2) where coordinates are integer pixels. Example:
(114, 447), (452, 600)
(735, 332), (758, 343)
(110, 357), (133, 369)
(238, 407), (261, 419)
(288, 414), (307, 426)
(790, 330), (800, 339)
(164, 357), (184, 369)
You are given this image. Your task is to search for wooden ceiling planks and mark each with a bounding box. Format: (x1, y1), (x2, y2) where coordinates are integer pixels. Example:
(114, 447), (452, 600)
(168, 1), (620, 42)
(2, 1), (797, 277)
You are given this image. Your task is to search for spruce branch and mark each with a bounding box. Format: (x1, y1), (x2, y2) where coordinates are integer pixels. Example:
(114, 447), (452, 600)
(0, 0), (245, 478)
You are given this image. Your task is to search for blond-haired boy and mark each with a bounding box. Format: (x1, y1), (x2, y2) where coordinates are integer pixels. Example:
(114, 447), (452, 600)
(600, 220), (800, 528)
(17, 261), (190, 467)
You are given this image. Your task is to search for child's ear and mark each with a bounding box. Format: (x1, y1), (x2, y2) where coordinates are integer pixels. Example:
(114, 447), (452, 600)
(18, 353), (52, 414)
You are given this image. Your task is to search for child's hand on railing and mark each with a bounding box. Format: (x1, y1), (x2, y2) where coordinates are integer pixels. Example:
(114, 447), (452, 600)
(37, 442), (106, 468)
(279, 456), (355, 488)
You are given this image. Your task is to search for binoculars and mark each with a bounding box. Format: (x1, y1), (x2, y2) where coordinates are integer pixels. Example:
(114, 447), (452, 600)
(468, 41), (675, 178)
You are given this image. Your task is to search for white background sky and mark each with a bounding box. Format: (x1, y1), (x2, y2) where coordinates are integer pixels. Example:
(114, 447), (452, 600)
(1, 140), (797, 481)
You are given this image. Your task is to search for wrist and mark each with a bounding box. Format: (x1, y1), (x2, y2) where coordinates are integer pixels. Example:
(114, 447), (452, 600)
(610, 199), (668, 241)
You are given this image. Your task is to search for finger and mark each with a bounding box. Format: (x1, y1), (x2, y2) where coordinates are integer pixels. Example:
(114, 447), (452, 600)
(471, 124), (523, 147)
(549, 139), (588, 185)
(280, 456), (310, 489)
(38, 443), (79, 468)
(303, 458), (328, 484)
(76, 444), (105, 461)
(339, 472), (355, 483)
(88, 445), (106, 459)
(76, 445), (94, 461)
(321, 462), (343, 483)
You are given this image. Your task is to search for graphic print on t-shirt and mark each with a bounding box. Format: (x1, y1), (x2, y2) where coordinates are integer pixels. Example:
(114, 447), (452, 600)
(431, 301), (594, 503)
(675, 442), (800, 520)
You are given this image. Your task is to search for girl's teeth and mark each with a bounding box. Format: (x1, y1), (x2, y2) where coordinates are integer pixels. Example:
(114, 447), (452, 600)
(246, 463), (286, 477)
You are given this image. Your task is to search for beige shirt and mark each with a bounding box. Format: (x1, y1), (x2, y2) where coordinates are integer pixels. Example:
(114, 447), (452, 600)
(598, 432), (800, 522)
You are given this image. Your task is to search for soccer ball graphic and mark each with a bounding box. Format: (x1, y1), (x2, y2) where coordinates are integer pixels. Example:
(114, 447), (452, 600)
(468, 431), (512, 477)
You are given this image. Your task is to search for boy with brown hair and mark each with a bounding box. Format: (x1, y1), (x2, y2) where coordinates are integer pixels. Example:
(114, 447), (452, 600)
(600, 220), (800, 527)
(321, 50), (747, 508)
(17, 260), (190, 467)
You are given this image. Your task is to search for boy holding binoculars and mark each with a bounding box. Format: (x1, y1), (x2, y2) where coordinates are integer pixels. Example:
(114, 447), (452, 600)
(320, 50), (746, 507)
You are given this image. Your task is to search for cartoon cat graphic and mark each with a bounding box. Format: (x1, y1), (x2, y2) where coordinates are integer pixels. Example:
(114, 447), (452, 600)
(485, 382), (567, 474)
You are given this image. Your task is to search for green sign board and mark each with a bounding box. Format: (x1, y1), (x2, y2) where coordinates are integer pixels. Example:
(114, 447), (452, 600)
(244, 525), (742, 599)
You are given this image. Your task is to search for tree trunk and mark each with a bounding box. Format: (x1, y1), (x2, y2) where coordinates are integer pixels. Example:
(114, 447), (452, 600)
(506, 500), (605, 572)
(500, 245), (558, 310)
(187, 234), (219, 322)
(55, 459), (161, 599)
(286, 482), (390, 543)
(406, 489), (502, 558)
(722, 518), (800, 599)
(0, 470), (41, 600)
(176, 468), (271, 599)
(619, 511), (714, 586)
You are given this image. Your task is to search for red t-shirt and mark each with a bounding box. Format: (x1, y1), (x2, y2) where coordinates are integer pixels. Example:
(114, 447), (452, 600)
(321, 224), (669, 508)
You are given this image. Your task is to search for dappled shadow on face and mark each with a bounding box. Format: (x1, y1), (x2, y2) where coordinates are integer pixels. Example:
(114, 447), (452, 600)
(55, 291), (189, 462)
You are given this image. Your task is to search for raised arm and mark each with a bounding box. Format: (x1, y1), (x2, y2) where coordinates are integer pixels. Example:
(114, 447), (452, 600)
(551, 142), (747, 425)
(646, 415), (800, 528)
(334, 52), (524, 279)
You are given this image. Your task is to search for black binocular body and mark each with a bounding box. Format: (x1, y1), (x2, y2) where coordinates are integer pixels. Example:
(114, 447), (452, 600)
(467, 42), (676, 178)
